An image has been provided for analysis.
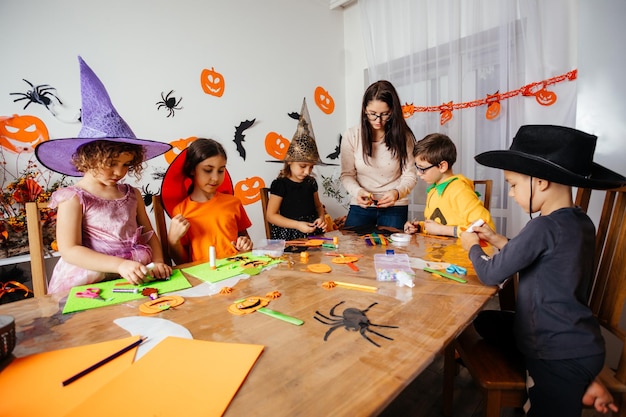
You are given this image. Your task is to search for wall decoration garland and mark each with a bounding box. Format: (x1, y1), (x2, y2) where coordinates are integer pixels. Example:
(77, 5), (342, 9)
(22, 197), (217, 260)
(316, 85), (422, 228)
(401, 69), (577, 125)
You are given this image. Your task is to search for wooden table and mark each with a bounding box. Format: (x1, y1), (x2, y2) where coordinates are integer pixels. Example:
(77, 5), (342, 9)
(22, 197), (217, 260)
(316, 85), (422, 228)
(0, 232), (497, 417)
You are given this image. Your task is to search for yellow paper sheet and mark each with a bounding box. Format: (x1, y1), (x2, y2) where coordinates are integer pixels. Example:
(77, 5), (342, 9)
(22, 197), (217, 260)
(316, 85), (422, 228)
(65, 337), (264, 417)
(0, 336), (141, 417)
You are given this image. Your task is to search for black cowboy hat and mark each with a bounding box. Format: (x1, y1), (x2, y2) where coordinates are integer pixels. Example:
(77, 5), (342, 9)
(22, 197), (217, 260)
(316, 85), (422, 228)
(475, 125), (626, 189)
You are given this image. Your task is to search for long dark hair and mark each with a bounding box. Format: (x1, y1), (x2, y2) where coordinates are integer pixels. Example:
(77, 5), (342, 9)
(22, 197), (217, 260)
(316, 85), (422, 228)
(182, 138), (227, 194)
(360, 80), (415, 171)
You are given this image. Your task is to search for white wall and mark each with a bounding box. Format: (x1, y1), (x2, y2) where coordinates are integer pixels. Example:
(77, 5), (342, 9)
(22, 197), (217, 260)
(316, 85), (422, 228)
(0, 0), (347, 244)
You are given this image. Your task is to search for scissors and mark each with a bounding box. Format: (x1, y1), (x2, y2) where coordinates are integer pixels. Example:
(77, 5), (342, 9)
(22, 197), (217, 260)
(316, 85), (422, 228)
(75, 287), (107, 301)
(445, 264), (467, 275)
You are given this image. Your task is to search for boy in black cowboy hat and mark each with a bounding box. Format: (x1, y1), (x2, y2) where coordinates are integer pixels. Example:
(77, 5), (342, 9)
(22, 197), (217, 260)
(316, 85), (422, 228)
(460, 125), (626, 416)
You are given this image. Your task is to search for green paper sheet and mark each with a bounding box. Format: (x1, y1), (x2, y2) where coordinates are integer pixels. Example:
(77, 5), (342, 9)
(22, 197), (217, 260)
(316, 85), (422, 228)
(62, 269), (192, 314)
(182, 253), (282, 283)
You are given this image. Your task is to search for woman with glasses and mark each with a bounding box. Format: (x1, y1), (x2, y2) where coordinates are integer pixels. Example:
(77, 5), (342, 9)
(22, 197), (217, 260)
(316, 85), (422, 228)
(339, 80), (418, 232)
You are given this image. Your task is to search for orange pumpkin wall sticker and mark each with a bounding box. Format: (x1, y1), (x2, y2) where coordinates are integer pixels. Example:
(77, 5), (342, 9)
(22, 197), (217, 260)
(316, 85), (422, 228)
(0, 114), (49, 153)
(164, 136), (197, 164)
(264, 132), (290, 160)
(535, 88), (557, 106)
(200, 67), (225, 97)
(314, 86), (335, 114)
(234, 176), (265, 206)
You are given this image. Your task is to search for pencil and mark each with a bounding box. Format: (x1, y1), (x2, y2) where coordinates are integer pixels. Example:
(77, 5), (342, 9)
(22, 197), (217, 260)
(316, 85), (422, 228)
(423, 267), (467, 284)
(61, 336), (146, 387)
(333, 281), (378, 292)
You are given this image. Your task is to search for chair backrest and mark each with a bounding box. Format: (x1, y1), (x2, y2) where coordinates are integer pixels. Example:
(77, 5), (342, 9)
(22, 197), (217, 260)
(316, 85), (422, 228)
(587, 186), (626, 382)
(260, 187), (271, 239)
(473, 179), (493, 211)
(25, 201), (50, 297)
(151, 195), (171, 266)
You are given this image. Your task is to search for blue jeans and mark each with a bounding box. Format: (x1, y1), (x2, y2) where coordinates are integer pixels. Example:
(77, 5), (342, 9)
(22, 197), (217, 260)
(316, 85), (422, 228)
(344, 205), (408, 231)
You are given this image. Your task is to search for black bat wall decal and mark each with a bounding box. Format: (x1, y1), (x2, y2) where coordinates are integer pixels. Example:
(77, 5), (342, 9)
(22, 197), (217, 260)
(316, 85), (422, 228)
(326, 134), (342, 160)
(288, 112), (300, 120)
(233, 118), (256, 160)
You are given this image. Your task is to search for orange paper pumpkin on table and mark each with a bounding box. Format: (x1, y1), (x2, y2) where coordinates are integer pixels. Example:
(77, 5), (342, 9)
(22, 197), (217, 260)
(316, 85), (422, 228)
(264, 132), (290, 160)
(314, 86), (335, 114)
(200, 67), (225, 97)
(0, 114), (49, 153)
(234, 176), (265, 205)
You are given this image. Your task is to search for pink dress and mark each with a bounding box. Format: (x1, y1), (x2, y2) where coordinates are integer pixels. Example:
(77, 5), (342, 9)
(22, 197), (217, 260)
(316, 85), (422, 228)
(46, 184), (153, 295)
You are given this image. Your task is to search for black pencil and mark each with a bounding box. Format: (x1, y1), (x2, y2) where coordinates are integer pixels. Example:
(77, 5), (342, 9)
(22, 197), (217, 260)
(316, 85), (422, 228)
(61, 336), (146, 387)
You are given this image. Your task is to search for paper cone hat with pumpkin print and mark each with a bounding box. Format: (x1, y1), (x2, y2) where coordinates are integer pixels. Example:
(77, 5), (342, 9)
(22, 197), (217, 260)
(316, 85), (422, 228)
(267, 98), (337, 166)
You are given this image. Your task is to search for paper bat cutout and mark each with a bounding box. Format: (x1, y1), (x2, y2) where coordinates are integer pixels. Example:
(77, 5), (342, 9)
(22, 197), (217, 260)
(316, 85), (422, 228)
(288, 112), (300, 120)
(233, 118), (256, 160)
(326, 134), (342, 160)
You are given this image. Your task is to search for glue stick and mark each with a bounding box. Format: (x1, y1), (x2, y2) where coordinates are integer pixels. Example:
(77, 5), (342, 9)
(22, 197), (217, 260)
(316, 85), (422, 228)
(209, 246), (217, 270)
(333, 236), (339, 249)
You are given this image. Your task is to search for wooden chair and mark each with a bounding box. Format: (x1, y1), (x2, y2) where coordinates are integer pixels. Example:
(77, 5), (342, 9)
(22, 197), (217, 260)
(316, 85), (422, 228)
(474, 179), (493, 210)
(151, 195), (171, 266)
(25, 202), (52, 297)
(443, 185), (626, 417)
(260, 187), (271, 239)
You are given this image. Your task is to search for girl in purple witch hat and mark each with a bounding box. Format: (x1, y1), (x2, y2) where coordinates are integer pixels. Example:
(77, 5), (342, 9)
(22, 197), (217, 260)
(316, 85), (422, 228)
(36, 57), (172, 294)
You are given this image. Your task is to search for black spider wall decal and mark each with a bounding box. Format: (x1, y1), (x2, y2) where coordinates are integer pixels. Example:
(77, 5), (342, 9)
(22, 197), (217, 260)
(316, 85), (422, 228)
(141, 184), (157, 208)
(156, 90), (183, 117)
(10, 79), (63, 114)
(314, 301), (398, 347)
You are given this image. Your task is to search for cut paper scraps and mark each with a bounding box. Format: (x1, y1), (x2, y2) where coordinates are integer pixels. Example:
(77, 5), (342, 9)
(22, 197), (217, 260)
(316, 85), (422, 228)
(62, 269), (192, 314)
(0, 336), (264, 417)
(402, 69), (577, 125)
(0, 336), (140, 417)
(200, 66), (225, 97)
(0, 114), (49, 153)
(182, 253), (281, 284)
(114, 316), (193, 360)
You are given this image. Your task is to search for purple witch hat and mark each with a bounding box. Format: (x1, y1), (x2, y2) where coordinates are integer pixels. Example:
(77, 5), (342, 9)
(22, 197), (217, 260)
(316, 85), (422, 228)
(35, 56), (171, 176)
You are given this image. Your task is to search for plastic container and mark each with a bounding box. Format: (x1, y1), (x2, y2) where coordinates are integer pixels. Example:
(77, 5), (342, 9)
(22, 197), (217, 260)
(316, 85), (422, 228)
(374, 253), (414, 281)
(252, 239), (286, 257)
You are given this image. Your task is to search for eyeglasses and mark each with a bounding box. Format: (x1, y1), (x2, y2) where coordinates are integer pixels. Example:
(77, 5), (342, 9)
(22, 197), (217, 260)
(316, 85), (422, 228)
(365, 112), (392, 122)
(415, 163), (439, 174)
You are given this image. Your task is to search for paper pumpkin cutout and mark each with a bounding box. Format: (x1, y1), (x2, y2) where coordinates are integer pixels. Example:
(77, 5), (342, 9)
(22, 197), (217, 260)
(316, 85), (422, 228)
(439, 102), (453, 125)
(164, 136), (197, 164)
(535, 88), (557, 106)
(307, 264), (332, 273)
(234, 176), (265, 205)
(228, 296), (271, 315)
(0, 114), (49, 153)
(331, 256), (359, 264)
(200, 67), (225, 97)
(139, 295), (185, 315)
(265, 132), (290, 160)
(314, 86), (335, 114)
(402, 102), (417, 119)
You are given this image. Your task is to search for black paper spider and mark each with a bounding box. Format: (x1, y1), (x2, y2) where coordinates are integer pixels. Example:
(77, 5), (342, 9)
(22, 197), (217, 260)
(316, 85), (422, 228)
(141, 184), (156, 207)
(156, 90), (183, 117)
(314, 301), (398, 347)
(10, 79), (62, 113)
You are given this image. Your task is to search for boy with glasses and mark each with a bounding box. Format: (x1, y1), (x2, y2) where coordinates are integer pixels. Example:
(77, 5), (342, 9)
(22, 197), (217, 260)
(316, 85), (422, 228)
(404, 133), (494, 237)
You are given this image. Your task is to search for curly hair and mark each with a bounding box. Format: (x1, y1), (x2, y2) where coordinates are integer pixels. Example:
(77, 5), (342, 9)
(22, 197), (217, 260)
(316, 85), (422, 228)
(71, 140), (146, 180)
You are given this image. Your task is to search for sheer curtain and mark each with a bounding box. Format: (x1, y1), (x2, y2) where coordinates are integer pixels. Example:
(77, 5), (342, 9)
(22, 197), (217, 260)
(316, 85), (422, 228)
(359, 0), (578, 235)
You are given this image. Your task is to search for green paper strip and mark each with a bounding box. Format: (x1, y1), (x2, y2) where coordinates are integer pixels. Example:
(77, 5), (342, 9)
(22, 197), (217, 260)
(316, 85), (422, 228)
(257, 307), (304, 326)
(423, 267), (467, 284)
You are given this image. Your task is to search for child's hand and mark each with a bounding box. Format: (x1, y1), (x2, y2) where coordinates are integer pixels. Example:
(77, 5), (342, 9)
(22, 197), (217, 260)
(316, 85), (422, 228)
(460, 230), (480, 251)
(423, 220), (446, 236)
(147, 262), (172, 281)
(583, 379), (618, 414)
(168, 214), (190, 243)
(297, 221), (318, 234)
(404, 220), (420, 234)
(118, 260), (151, 285)
(313, 217), (328, 232)
(234, 236), (253, 252)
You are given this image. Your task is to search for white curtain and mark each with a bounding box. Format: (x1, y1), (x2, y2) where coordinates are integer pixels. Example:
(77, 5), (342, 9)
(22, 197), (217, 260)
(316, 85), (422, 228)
(359, 0), (578, 235)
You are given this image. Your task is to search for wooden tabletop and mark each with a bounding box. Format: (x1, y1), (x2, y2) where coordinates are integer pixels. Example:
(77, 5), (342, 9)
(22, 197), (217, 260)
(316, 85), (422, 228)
(0, 232), (497, 417)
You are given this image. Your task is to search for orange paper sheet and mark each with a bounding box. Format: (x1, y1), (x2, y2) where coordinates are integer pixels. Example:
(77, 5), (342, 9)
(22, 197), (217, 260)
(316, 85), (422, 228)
(0, 336), (141, 417)
(65, 337), (264, 417)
